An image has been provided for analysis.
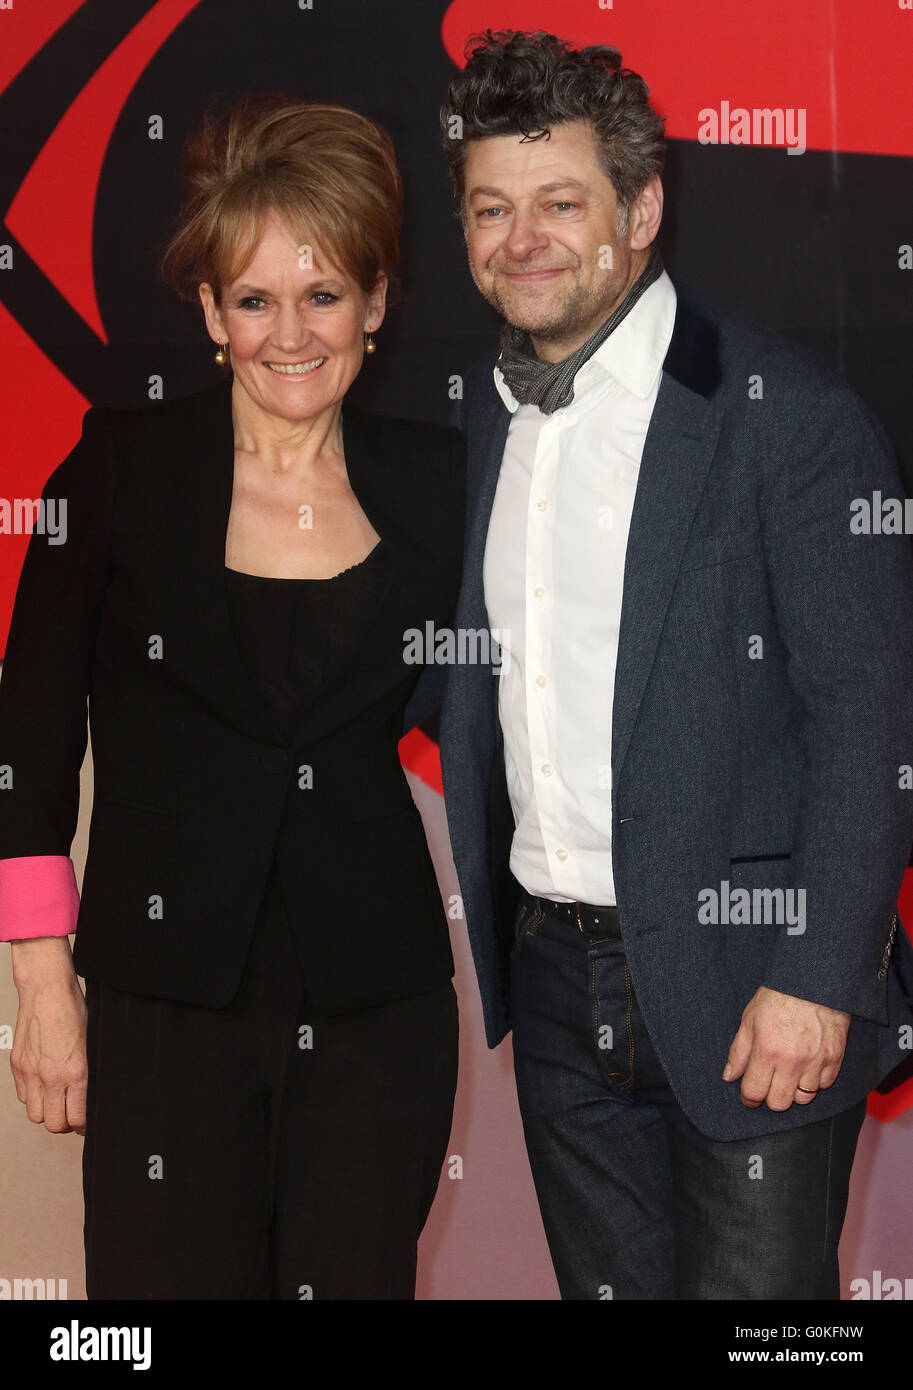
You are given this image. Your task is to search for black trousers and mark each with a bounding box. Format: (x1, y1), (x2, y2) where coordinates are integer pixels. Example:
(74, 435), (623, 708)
(82, 867), (459, 1299)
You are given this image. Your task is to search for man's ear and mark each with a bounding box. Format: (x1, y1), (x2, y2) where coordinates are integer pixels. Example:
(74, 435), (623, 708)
(629, 175), (664, 251)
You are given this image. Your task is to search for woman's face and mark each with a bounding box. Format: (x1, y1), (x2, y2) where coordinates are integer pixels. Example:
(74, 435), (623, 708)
(199, 206), (386, 426)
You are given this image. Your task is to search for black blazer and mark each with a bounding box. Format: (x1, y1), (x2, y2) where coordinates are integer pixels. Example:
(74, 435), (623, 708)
(0, 376), (465, 1012)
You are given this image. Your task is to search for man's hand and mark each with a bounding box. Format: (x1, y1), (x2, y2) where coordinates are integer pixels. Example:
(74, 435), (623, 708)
(722, 986), (851, 1111)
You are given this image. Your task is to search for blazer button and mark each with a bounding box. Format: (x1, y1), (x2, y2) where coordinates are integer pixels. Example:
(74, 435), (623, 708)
(261, 749), (290, 774)
(877, 966), (888, 981)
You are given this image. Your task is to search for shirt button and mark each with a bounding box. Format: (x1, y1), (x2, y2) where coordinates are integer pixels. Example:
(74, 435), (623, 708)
(536, 498), (548, 511)
(556, 849), (569, 862)
(541, 763), (553, 777)
(536, 674), (548, 688)
(533, 586), (545, 599)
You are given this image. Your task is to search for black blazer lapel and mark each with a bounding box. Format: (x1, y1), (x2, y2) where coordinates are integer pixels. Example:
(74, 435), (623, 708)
(611, 286), (724, 784)
(159, 378), (396, 752)
(159, 376), (277, 743)
(458, 376), (510, 637)
(449, 372), (510, 779)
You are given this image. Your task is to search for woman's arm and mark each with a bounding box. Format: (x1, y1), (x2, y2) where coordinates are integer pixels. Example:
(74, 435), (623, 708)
(0, 404), (116, 937)
(0, 404), (117, 1131)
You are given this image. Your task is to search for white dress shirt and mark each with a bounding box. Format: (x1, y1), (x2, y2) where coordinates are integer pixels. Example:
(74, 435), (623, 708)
(483, 270), (677, 904)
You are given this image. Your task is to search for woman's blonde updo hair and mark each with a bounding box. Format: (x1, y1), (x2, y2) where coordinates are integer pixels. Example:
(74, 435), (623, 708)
(161, 92), (403, 306)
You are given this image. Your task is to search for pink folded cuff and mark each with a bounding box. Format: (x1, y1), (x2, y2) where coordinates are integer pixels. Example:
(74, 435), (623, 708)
(0, 855), (80, 941)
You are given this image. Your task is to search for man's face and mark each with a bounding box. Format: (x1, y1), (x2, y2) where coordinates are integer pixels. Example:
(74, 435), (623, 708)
(461, 120), (656, 360)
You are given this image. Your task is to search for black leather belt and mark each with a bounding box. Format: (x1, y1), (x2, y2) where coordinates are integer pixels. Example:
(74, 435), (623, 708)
(538, 897), (622, 940)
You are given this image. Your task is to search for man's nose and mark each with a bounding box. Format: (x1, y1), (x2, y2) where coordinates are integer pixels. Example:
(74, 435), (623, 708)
(502, 213), (548, 261)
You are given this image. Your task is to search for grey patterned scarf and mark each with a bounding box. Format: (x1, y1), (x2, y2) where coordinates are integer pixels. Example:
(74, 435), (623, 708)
(496, 246), (664, 414)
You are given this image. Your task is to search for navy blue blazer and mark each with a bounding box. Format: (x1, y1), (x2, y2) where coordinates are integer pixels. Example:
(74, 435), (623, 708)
(439, 280), (913, 1140)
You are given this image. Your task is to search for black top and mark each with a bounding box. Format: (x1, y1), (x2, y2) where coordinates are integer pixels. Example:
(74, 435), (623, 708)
(224, 541), (391, 742)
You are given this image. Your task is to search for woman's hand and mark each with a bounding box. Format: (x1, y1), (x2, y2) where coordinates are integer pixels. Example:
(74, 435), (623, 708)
(9, 938), (88, 1135)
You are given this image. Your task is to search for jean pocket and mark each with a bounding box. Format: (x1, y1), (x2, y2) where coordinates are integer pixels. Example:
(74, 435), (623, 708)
(510, 897), (545, 962)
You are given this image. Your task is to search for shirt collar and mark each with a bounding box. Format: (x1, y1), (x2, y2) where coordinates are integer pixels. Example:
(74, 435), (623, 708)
(493, 268), (677, 415)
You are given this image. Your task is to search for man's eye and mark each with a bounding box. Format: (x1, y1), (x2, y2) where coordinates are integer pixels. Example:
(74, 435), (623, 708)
(550, 202), (577, 212)
(478, 207), (505, 218)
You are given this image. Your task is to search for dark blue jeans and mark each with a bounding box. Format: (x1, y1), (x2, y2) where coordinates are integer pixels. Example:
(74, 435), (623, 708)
(509, 892), (867, 1300)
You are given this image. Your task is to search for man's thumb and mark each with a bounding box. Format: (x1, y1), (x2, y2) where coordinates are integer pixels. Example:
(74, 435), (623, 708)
(723, 1024), (752, 1082)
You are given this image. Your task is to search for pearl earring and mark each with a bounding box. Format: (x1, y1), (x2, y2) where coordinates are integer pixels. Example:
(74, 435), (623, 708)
(214, 342), (228, 364)
(364, 334), (377, 355)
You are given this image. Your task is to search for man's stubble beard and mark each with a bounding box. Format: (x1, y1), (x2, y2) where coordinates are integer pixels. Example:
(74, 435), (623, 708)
(479, 264), (628, 350)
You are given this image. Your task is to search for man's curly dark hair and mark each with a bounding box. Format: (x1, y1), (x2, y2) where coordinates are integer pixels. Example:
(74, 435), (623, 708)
(440, 29), (666, 222)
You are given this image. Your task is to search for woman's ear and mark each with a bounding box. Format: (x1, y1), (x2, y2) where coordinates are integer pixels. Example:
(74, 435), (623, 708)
(364, 272), (388, 335)
(199, 282), (227, 345)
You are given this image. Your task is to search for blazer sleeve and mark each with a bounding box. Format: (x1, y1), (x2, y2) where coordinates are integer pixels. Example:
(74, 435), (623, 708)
(0, 405), (116, 941)
(757, 385), (913, 1022)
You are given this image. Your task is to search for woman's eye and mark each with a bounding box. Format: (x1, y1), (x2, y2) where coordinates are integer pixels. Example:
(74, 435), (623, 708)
(312, 292), (338, 306)
(238, 296), (265, 310)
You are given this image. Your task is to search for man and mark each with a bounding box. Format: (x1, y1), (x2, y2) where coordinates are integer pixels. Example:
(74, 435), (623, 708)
(438, 29), (913, 1299)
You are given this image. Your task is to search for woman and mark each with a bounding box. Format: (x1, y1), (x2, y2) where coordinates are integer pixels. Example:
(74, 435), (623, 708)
(0, 94), (464, 1299)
